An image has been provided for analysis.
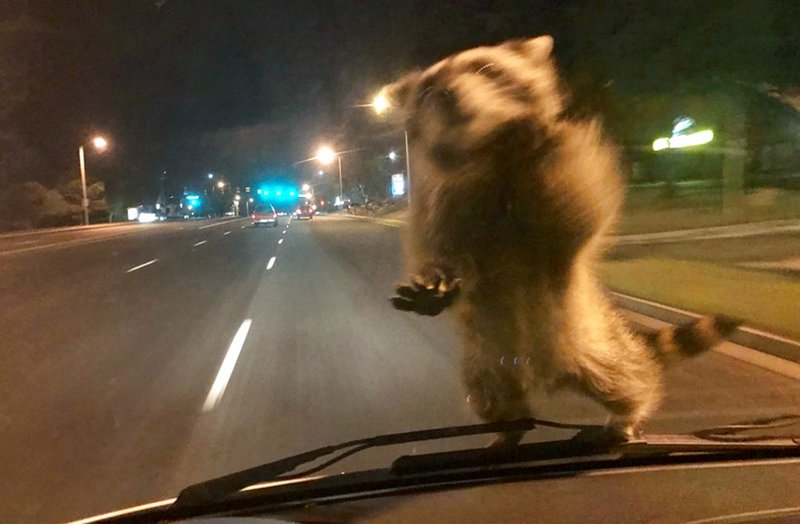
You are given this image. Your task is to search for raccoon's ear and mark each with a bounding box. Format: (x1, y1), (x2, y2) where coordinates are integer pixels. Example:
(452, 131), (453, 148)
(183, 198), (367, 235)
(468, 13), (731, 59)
(509, 35), (554, 62)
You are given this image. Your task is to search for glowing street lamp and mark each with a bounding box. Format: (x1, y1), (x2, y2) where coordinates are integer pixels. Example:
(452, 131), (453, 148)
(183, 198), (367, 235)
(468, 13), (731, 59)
(91, 136), (108, 152)
(217, 180), (225, 189)
(207, 173), (214, 179)
(78, 135), (110, 225)
(316, 145), (343, 209)
(302, 183), (310, 192)
(316, 145), (336, 165)
(371, 92), (390, 115)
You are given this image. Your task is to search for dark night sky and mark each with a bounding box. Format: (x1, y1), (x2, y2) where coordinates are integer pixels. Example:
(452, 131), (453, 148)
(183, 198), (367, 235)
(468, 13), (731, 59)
(1, 0), (559, 202)
(1, 1), (797, 205)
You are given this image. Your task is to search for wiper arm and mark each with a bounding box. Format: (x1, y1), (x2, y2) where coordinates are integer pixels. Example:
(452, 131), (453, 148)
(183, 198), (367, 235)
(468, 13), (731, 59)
(174, 417), (583, 507)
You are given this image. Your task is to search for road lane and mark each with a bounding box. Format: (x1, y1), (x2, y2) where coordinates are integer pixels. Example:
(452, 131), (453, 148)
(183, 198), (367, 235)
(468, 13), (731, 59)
(2, 214), (799, 523)
(0, 217), (273, 522)
(0, 218), (245, 256)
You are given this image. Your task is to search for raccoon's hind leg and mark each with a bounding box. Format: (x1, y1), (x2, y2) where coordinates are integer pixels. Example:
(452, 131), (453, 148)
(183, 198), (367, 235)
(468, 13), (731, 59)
(570, 349), (663, 441)
(462, 312), (531, 447)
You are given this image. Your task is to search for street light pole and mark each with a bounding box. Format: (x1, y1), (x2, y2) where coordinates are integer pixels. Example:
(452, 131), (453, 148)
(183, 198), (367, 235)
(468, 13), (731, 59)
(371, 92), (411, 204)
(78, 145), (89, 226)
(403, 128), (412, 205)
(337, 155), (343, 210)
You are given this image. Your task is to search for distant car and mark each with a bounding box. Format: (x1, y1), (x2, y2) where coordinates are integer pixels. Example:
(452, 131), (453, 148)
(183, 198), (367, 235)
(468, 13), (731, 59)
(252, 204), (278, 227)
(294, 204), (314, 220)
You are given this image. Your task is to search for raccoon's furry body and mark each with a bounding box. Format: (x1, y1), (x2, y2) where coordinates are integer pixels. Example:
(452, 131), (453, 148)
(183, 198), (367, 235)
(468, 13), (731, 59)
(386, 36), (738, 441)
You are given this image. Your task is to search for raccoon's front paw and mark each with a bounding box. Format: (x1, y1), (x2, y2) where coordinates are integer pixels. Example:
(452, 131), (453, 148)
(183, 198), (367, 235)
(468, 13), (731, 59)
(390, 267), (462, 316)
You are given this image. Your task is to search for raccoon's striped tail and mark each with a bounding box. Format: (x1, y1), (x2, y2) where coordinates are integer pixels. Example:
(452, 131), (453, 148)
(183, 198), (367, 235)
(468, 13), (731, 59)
(646, 315), (741, 364)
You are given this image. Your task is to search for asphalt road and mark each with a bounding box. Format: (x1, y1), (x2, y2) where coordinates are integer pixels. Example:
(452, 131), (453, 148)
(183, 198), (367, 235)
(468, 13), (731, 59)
(2, 215), (799, 523)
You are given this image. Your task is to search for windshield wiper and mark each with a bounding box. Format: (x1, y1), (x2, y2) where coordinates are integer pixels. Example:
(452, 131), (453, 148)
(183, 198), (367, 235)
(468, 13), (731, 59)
(175, 418), (582, 506)
(174, 414), (800, 508)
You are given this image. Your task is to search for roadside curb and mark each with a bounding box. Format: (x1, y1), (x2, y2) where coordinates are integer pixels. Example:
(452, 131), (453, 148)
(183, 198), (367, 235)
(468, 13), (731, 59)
(0, 221), (131, 239)
(340, 214), (404, 228)
(612, 292), (800, 365)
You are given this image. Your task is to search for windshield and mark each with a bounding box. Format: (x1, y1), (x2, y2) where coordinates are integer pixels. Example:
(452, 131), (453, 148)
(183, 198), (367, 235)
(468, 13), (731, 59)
(2, 2), (800, 523)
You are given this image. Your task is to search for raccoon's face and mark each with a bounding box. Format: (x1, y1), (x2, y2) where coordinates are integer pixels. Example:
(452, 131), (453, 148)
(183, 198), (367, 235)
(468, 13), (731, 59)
(382, 36), (562, 175)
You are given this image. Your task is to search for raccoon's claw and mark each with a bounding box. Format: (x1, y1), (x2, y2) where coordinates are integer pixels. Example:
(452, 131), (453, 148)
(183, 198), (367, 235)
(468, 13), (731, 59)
(390, 269), (462, 316)
(572, 425), (631, 445)
(488, 430), (525, 448)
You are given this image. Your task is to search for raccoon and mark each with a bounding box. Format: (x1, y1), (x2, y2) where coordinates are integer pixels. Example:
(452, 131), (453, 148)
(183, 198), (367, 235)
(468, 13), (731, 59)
(384, 36), (739, 443)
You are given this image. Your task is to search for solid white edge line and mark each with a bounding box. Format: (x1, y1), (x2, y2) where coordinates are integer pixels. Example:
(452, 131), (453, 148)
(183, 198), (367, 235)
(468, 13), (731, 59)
(713, 342), (800, 380)
(266, 256), (277, 270)
(617, 290), (800, 348)
(623, 309), (800, 380)
(193, 240), (207, 247)
(202, 319), (252, 412)
(278, 238), (284, 245)
(125, 259), (159, 273)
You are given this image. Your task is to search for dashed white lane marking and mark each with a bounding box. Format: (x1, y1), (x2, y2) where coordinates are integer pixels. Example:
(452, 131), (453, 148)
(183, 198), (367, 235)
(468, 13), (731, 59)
(223, 231), (231, 236)
(126, 259), (159, 273)
(241, 225), (247, 229)
(202, 319), (253, 412)
(266, 256), (277, 270)
(199, 218), (245, 230)
(282, 230), (286, 235)
(278, 238), (283, 245)
(193, 240), (207, 247)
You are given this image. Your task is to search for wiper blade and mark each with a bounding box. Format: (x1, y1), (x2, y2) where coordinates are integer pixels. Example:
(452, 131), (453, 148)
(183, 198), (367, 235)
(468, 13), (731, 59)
(393, 414), (800, 475)
(174, 417), (582, 506)
(174, 414), (800, 508)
